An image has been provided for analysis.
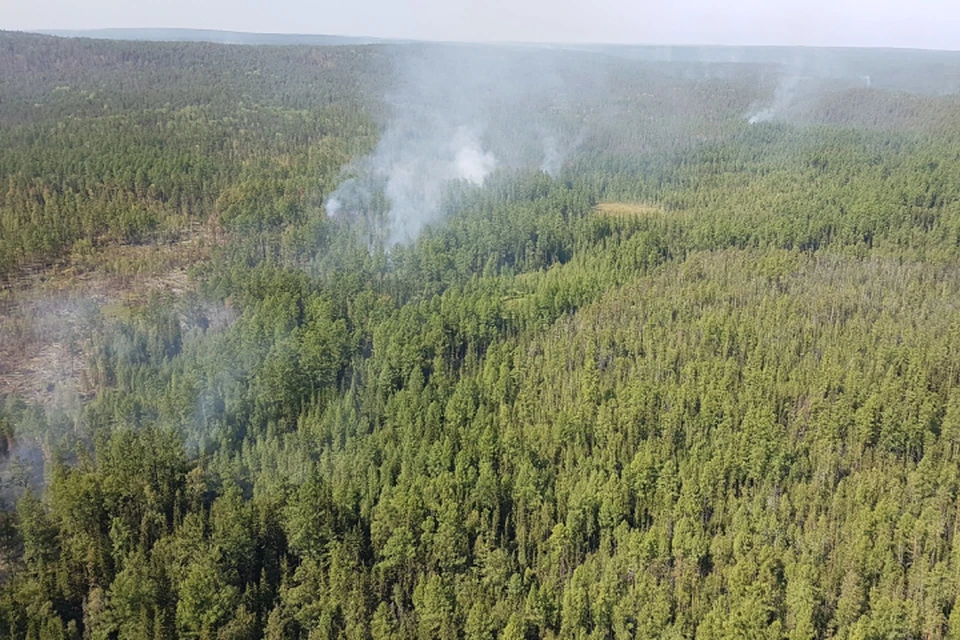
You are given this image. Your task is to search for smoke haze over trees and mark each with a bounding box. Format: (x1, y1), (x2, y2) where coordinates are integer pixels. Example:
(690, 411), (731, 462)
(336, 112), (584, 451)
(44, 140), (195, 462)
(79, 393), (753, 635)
(5, 28), (960, 639)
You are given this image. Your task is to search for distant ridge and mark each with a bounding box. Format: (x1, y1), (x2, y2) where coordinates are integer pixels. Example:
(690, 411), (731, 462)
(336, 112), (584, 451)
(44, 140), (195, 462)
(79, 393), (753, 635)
(20, 28), (960, 95)
(34, 27), (398, 46)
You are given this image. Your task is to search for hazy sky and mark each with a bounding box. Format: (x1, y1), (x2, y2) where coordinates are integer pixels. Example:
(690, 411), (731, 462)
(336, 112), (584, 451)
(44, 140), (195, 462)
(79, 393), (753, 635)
(5, 0), (960, 50)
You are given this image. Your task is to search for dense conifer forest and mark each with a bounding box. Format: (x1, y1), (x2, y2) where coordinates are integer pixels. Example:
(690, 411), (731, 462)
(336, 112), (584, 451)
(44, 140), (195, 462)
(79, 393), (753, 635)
(4, 29), (960, 639)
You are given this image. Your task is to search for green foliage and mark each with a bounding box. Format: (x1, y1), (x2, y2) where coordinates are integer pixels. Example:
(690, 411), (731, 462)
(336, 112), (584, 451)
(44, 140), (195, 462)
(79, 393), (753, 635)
(7, 29), (960, 640)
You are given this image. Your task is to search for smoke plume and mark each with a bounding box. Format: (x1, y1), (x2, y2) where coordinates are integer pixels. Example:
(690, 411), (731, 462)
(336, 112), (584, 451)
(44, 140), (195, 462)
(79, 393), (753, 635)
(748, 75), (802, 124)
(325, 45), (603, 245)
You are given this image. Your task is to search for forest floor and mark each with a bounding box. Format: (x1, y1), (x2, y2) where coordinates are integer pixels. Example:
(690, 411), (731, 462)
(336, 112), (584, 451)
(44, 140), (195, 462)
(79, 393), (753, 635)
(0, 226), (213, 407)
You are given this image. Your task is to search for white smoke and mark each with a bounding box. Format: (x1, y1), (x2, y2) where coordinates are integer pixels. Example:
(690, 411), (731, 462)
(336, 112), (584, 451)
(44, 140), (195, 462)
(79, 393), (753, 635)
(325, 196), (343, 218)
(324, 45), (606, 245)
(748, 75), (802, 124)
(325, 49), (503, 245)
(539, 128), (586, 177)
(364, 123), (497, 244)
(453, 127), (496, 185)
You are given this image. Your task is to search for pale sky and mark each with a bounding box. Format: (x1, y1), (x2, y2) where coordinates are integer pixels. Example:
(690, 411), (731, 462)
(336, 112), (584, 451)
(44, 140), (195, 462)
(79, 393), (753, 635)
(4, 0), (960, 50)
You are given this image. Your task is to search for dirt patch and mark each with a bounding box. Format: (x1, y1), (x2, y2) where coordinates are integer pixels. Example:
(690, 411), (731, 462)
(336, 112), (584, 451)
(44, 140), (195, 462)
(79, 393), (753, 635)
(0, 226), (215, 406)
(0, 295), (96, 406)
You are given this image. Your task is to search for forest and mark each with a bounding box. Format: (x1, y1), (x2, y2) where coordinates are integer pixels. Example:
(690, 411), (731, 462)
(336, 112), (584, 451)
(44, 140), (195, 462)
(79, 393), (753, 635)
(3, 29), (960, 639)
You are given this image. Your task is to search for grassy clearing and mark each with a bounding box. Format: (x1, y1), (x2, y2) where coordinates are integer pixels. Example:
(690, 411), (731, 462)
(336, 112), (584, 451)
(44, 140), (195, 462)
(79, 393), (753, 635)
(594, 201), (665, 218)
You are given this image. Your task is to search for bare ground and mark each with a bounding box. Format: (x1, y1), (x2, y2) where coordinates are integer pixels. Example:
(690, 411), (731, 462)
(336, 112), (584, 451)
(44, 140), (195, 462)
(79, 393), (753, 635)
(0, 227), (212, 406)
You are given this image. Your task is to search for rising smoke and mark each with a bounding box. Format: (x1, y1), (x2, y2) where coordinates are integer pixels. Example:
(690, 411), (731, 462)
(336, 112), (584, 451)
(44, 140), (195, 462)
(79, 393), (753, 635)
(325, 45), (604, 245)
(746, 56), (878, 125)
(747, 75), (803, 124)
(539, 126), (587, 178)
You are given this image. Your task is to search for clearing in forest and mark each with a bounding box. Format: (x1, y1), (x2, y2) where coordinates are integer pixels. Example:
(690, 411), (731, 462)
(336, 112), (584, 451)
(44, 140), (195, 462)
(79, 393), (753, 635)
(0, 226), (215, 406)
(594, 201), (665, 218)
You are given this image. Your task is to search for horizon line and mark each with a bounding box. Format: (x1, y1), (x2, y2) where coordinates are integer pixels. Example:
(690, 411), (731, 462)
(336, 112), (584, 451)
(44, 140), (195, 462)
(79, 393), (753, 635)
(11, 27), (960, 55)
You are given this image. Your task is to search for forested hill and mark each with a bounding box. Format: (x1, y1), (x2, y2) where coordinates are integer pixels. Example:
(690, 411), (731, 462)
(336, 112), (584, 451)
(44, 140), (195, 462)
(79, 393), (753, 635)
(3, 31), (960, 639)
(0, 30), (389, 276)
(33, 29), (391, 46)
(573, 44), (960, 95)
